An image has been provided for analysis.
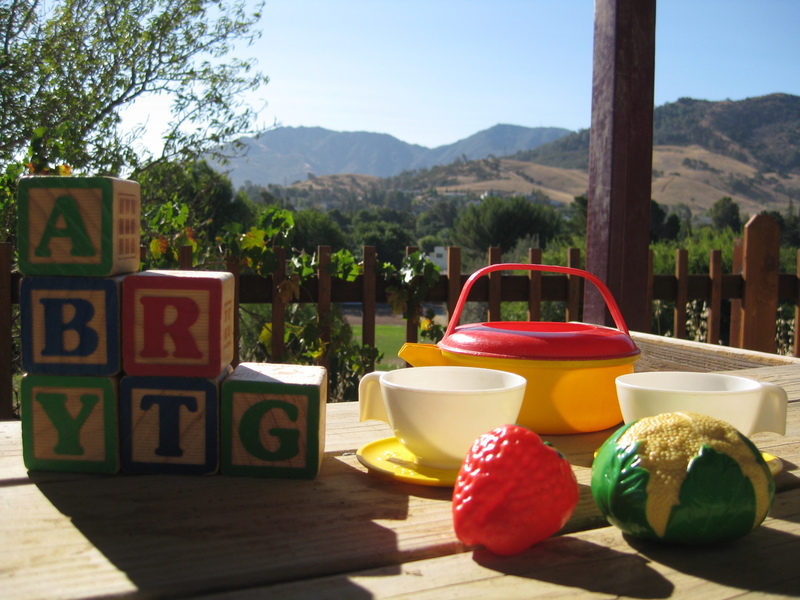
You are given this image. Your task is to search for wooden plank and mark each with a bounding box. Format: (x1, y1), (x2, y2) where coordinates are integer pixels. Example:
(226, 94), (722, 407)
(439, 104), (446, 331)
(584, 0), (656, 332)
(566, 248), (582, 322)
(246, 490), (800, 600)
(317, 245), (332, 372)
(271, 246), (286, 361)
(527, 247), (542, 321)
(447, 246), (462, 319)
(794, 248), (800, 358)
(361, 246), (377, 371)
(226, 253), (241, 367)
(488, 247), (502, 321)
(405, 246), (419, 344)
(673, 248), (688, 339)
(707, 249), (722, 344)
(0, 242), (14, 420)
(740, 214), (780, 352)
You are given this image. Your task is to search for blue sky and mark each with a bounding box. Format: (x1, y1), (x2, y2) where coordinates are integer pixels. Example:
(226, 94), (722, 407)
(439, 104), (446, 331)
(125, 0), (800, 153)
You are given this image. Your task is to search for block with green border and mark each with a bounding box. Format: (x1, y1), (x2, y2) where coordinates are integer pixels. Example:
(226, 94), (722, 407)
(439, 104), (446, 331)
(20, 374), (118, 473)
(221, 363), (327, 479)
(17, 176), (140, 276)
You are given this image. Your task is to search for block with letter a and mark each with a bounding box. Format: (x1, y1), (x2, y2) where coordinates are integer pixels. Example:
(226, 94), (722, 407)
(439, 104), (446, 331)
(122, 270), (235, 377)
(17, 176), (140, 277)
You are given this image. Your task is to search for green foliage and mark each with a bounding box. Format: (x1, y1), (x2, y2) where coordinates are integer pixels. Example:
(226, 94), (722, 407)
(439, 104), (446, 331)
(289, 209), (347, 254)
(709, 196), (743, 232)
(1, 0), (268, 175)
(381, 251), (441, 325)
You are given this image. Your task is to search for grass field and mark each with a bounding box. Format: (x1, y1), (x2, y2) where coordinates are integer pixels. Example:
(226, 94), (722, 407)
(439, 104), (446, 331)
(350, 324), (407, 370)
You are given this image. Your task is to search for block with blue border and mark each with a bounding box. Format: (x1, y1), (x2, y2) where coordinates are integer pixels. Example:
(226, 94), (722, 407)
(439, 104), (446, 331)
(17, 176), (140, 277)
(20, 374), (119, 473)
(221, 363), (327, 479)
(119, 370), (228, 475)
(20, 276), (124, 376)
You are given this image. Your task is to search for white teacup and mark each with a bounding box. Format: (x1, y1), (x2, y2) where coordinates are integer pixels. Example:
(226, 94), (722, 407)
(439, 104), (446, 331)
(358, 366), (526, 470)
(615, 371), (788, 436)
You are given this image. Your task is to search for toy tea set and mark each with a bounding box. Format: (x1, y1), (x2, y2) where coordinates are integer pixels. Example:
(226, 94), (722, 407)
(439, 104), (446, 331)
(357, 263), (789, 486)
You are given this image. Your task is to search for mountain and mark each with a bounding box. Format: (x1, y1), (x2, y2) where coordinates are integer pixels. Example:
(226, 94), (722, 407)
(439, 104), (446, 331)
(218, 124), (571, 188)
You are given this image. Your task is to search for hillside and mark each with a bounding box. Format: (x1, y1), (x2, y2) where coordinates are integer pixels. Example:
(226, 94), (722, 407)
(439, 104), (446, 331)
(219, 124), (571, 189)
(283, 94), (799, 219)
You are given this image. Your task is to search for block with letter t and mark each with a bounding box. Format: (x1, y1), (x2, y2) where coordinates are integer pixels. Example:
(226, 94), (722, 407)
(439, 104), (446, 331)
(119, 371), (228, 475)
(20, 374), (118, 473)
(122, 270), (235, 378)
(20, 276), (124, 376)
(17, 176), (140, 277)
(221, 363), (327, 479)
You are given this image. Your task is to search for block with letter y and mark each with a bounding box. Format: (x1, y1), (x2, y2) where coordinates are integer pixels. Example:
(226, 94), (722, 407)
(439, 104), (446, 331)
(221, 363), (327, 479)
(17, 176), (140, 277)
(122, 270), (235, 378)
(20, 276), (124, 376)
(20, 374), (118, 473)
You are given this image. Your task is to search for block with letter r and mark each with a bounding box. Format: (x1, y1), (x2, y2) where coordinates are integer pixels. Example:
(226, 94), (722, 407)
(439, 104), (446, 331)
(17, 176), (140, 277)
(20, 374), (118, 473)
(20, 276), (124, 376)
(122, 270), (235, 378)
(221, 363), (327, 479)
(119, 371), (228, 475)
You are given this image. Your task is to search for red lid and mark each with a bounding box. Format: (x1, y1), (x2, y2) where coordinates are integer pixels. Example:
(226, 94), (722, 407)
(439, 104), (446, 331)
(439, 321), (640, 361)
(441, 263), (640, 362)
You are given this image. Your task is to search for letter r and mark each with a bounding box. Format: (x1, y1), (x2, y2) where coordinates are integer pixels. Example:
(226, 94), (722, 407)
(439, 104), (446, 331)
(138, 296), (203, 359)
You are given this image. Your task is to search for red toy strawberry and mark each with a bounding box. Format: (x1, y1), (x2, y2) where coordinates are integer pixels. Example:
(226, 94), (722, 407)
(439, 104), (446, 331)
(452, 424), (579, 556)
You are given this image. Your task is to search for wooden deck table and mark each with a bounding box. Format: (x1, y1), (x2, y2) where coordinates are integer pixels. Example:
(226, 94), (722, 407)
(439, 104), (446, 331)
(3, 336), (800, 599)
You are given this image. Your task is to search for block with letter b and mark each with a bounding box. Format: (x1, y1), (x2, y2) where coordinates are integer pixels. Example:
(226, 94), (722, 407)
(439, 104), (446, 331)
(17, 176), (140, 277)
(119, 371), (227, 475)
(20, 374), (118, 473)
(221, 363), (327, 479)
(20, 276), (123, 376)
(122, 270), (235, 377)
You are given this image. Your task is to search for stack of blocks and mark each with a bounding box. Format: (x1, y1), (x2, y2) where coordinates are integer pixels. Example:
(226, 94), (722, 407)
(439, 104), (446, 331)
(17, 176), (326, 479)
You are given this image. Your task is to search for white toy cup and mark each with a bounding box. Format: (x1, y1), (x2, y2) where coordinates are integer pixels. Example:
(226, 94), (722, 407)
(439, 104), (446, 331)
(615, 371), (787, 436)
(358, 366), (526, 470)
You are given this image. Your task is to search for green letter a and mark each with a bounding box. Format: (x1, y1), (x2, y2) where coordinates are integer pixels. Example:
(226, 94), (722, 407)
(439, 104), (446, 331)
(35, 194), (95, 257)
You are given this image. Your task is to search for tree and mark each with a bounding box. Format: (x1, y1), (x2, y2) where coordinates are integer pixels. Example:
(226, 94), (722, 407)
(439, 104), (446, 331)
(1, 0), (268, 175)
(454, 195), (562, 254)
(709, 196), (743, 232)
(289, 209), (348, 255)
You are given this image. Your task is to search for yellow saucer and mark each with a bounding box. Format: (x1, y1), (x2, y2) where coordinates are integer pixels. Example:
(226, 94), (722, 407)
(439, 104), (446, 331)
(356, 437), (459, 487)
(592, 449), (783, 476)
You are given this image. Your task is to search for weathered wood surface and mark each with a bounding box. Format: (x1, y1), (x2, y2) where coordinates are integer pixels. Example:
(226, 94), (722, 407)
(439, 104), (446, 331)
(3, 347), (800, 599)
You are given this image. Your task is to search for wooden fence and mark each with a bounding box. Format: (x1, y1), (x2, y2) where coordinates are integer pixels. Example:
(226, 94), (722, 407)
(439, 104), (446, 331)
(1, 213), (796, 418)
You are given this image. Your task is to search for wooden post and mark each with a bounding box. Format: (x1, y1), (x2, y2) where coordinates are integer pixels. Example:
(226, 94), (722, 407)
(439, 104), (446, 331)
(729, 238), (744, 347)
(708, 249), (723, 345)
(405, 246), (419, 344)
(0, 243), (13, 420)
(447, 246), (462, 320)
(795, 249), (800, 357)
(317, 245), (332, 372)
(488, 247), (502, 321)
(271, 246), (286, 362)
(584, 0), (656, 332)
(179, 244), (193, 270)
(226, 253), (241, 367)
(528, 248), (542, 321)
(674, 249), (688, 339)
(361, 246), (377, 372)
(566, 248), (582, 322)
(739, 214), (780, 353)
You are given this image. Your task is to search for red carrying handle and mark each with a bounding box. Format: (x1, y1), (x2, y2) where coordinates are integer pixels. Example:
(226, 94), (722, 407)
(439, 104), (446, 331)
(445, 263), (630, 338)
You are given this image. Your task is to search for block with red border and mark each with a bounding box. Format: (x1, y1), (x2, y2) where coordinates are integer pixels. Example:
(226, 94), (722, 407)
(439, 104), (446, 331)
(122, 270), (235, 377)
(20, 374), (119, 473)
(221, 363), (327, 479)
(17, 176), (140, 277)
(119, 370), (228, 475)
(20, 276), (124, 376)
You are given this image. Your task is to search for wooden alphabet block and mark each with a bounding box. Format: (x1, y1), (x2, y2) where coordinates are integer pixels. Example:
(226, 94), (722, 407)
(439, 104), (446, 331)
(20, 374), (118, 473)
(122, 270), (235, 377)
(17, 176), (140, 277)
(20, 276), (123, 376)
(119, 371), (227, 475)
(221, 363), (327, 479)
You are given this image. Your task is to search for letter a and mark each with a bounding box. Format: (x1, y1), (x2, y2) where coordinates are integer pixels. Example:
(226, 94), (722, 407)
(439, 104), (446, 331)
(35, 194), (95, 257)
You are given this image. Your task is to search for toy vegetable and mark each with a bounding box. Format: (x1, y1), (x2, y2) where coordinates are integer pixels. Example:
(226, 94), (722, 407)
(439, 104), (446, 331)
(591, 412), (774, 544)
